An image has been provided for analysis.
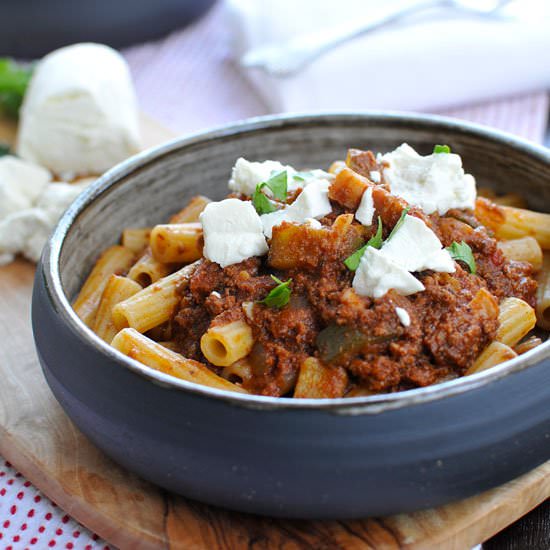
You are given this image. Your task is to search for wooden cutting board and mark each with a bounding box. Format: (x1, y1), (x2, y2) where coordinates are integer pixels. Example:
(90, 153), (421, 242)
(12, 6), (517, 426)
(0, 115), (549, 550)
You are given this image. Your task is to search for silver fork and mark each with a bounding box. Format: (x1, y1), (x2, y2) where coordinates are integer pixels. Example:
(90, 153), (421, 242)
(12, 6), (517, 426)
(239, 0), (513, 78)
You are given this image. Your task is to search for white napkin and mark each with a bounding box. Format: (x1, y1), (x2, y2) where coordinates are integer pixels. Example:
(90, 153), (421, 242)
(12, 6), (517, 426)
(227, 0), (550, 112)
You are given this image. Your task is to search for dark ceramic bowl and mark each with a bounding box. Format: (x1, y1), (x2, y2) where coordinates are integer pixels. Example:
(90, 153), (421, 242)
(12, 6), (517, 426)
(32, 113), (550, 519)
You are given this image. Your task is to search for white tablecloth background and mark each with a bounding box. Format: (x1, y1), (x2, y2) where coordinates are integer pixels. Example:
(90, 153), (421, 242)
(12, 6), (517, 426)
(0, 2), (548, 548)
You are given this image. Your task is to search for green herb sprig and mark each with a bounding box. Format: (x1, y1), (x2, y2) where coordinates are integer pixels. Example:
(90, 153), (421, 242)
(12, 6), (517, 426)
(252, 170), (289, 214)
(344, 205), (411, 272)
(259, 275), (292, 308)
(344, 216), (384, 271)
(433, 144), (451, 154)
(446, 241), (476, 274)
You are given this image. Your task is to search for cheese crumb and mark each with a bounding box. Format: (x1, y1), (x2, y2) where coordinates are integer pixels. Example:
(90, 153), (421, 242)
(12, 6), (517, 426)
(382, 143), (476, 215)
(355, 186), (374, 226)
(210, 291), (222, 299)
(261, 179), (332, 238)
(353, 247), (424, 298)
(200, 198), (268, 268)
(381, 215), (455, 273)
(395, 307), (411, 327)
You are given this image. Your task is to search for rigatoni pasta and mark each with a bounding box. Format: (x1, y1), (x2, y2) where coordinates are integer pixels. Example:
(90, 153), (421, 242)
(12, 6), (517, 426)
(93, 275), (143, 343)
(76, 144), (547, 398)
(73, 245), (135, 327)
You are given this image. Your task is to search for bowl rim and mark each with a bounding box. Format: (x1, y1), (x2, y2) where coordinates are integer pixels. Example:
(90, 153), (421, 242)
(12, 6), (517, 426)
(42, 111), (550, 414)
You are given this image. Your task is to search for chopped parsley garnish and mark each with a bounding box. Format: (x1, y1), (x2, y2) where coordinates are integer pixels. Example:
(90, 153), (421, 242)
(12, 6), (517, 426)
(265, 170), (288, 200)
(447, 241), (476, 274)
(252, 170), (289, 214)
(433, 144), (451, 154)
(252, 185), (277, 214)
(344, 216), (383, 271)
(386, 207), (410, 242)
(0, 58), (33, 118)
(259, 275), (292, 308)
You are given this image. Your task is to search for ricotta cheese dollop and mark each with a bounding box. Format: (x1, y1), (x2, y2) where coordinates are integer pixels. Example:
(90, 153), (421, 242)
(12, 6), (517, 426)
(200, 198), (268, 268)
(261, 178), (332, 238)
(381, 143), (476, 215)
(0, 156), (51, 219)
(353, 247), (425, 299)
(229, 157), (333, 197)
(16, 43), (140, 176)
(380, 215), (455, 273)
(0, 180), (90, 265)
(352, 214), (454, 298)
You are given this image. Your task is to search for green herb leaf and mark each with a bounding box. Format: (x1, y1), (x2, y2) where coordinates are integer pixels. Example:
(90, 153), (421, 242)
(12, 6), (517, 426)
(367, 216), (384, 249)
(264, 170), (288, 201)
(252, 183), (277, 214)
(446, 241), (476, 274)
(344, 216), (384, 271)
(0, 59), (33, 119)
(386, 207), (410, 242)
(259, 275), (292, 308)
(433, 144), (451, 154)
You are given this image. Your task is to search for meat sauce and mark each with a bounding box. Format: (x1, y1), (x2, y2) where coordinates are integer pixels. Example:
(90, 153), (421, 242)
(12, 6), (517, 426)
(172, 152), (537, 397)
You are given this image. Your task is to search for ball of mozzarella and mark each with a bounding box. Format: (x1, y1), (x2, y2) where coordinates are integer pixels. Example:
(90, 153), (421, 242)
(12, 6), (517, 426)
(16, 43), (141, 176)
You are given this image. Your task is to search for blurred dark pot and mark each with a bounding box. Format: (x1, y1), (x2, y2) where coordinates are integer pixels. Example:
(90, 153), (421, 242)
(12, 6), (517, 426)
(1, 0), (217, 58)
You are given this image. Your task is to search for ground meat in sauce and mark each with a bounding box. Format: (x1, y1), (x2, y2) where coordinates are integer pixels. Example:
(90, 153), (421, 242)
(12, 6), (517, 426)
(172, 151), (538, 397)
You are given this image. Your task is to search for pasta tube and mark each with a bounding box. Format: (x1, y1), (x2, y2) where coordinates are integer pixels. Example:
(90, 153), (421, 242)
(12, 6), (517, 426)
(535, 254), (550, 330)
(121, 227), (151, 254)
(150, 223), (203, 264)
(294, 357), (348, 399)
(112, 262), (198, 333)
(495, 297), (536, 347)
(200, 319), (254, 367)
(169, 195), (211, 223)
(497, 237), (543, 271)
(467, 341), (517, 375)
(328, 166), (369, 209)
(73, 245), (135, 327)
(112, 328), (247, 394)
(127, 248), (173, 287)
(221, 359), (253, 385)
(92, 275), (142, 343)
(475, 198), (550, 249)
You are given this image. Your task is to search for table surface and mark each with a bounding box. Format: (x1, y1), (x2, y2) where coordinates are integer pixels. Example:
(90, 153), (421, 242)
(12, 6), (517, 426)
(0, 3), (549, 548)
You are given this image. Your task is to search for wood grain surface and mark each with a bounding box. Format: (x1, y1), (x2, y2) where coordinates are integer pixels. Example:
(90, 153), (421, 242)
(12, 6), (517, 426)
(0, 116), (548, 550)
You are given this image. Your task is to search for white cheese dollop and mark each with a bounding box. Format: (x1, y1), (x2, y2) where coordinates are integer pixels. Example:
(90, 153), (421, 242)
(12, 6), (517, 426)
(200, 198), (268, 268)
(395, 307), (411, 327)
(0, 180), (90, 264)
(0, 156), (51, 219)
(16, 43), (140, 176)
(355, 187), (374, 226)
(261, 179), (332, 238)
(353, 247), (424, 299)
(228, 158), (333, 197)
(380, 215), (455, 273)
(229, 158), (294, 196)
(382, 143), (476, 215)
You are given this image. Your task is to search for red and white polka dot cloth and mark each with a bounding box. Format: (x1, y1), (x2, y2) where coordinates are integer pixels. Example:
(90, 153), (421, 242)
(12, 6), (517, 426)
(0, 461), (110, 550)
